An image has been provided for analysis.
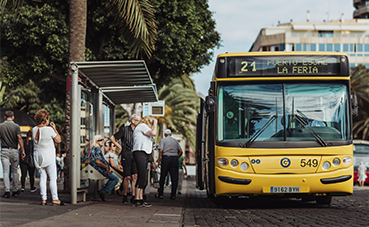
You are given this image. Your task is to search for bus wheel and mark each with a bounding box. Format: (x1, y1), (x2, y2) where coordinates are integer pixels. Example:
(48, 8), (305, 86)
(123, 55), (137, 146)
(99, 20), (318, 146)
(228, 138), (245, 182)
(315, 195), (332, 205)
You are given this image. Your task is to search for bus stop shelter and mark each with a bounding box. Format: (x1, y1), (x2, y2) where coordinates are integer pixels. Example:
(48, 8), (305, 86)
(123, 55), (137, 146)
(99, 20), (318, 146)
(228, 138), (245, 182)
(69, 60), (157, 204)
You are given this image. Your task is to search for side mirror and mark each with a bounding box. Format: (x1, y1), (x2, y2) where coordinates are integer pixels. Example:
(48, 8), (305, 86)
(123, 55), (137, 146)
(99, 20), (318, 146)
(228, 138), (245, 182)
(205, 96), (217, 113)
(351, 92), (358, 116)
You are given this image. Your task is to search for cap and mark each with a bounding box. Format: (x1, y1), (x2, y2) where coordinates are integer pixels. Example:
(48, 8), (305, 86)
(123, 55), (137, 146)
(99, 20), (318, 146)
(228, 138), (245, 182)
(164, 129), (171, 134)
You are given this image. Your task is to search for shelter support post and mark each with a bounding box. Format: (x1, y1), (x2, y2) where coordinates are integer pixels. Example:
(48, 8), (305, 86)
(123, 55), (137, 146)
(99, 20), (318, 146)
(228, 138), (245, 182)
(70, 64), (81, 204)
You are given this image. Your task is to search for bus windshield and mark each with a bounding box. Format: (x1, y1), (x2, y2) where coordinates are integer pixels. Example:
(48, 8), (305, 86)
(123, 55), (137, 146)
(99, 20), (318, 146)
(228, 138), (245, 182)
(217, 83), (350, 145)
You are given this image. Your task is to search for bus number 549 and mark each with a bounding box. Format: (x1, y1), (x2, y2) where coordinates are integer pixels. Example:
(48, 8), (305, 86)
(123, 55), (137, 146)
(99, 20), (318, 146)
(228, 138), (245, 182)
(300, 159), (318, 167)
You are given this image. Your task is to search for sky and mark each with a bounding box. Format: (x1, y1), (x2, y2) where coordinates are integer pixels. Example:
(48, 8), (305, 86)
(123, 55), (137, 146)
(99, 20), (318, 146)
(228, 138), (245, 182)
(192, 0), (356, 95)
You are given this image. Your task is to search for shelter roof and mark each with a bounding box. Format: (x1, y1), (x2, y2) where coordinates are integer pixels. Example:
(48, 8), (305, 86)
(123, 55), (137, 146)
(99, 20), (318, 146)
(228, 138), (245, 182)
(72, 61), (158, 105)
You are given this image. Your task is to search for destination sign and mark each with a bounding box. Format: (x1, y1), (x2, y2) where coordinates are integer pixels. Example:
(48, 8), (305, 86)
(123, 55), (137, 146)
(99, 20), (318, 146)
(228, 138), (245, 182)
(219, 55), (349, 77)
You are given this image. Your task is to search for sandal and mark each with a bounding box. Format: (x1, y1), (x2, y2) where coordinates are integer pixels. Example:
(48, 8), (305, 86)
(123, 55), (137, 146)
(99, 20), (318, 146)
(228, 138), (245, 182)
(52, 200), (66, 206)
(155, 194), (163, 199)
(41, 200), (47, 206)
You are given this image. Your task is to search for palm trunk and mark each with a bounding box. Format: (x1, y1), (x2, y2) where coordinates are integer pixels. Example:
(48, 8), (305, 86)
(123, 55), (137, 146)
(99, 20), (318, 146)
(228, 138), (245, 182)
(64, 0), (87, 192)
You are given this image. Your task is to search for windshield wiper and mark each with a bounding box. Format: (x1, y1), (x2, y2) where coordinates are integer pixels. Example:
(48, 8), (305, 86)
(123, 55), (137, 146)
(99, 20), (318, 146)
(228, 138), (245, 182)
(244, 115), (278, 148)
(295, 110), (327, 147)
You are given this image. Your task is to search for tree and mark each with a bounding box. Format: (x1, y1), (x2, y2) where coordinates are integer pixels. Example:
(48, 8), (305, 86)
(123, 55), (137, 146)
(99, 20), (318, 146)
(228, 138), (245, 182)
(147, 0), (221, 87)
(351, 65), (369, 140)
(157, 74), (199, 150)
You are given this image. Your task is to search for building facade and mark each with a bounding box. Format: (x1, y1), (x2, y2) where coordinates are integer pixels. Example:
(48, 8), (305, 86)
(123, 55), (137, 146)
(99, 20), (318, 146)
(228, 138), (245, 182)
(354, 0), (369, 18)
(250, 12), (369, 68)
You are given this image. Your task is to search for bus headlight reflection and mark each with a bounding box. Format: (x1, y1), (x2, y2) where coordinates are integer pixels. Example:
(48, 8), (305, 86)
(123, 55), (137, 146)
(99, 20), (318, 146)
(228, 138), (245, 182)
(322, 161), (331, 170)
(218, 158), (228, 166)
(230, 159), (238, 167)
(240, 162), (248, 171)
(342, 156), (352, 165)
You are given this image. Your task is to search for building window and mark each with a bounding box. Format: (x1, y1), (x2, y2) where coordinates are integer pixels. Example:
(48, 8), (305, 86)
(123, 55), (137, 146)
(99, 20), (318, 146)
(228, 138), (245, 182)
(295, 43), (302, 51)
(365, 1), (369, 6)
(357, 44), (363, 52)
(334, 44), (340, 52)
(279, 44), (285, 51)
(350, 44), (355, 52)
(343, 44), (349, 52)
(319, 44), (325, 51)
(318, 31), (333, 38)
(365, 44), (369, 52)
(326, 44), (333, 51)
(303, 43), (307, 51)
(310, 44), (316, 51)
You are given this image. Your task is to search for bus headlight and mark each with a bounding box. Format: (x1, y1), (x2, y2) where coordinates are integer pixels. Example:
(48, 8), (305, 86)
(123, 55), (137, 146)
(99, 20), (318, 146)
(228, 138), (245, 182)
(240, 162), (248, 171)
(322, 161), (331, 170)
(218, 158), (228, 166)
(342, 156), (352, 165)
(230, 159), (239, 167)
(332, 158), (340, 166)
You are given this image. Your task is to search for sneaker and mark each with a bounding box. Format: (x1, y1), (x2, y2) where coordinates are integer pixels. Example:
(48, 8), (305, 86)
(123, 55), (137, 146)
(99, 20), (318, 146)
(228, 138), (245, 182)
(130, 196), (135, 204)
(155, 194), (163, 199)
(98, 191), (106, 202)
(2, 192), (10, 198)
(30, 187), (37, 193)
(170, 196), (176, 200)
(12, 190), (20, 197)
(178, 192), (182, 195)
(122, 196), (128, 204)
(135, 201), (144, 207)
(21, 187), (25, 192)
(142, 201), (152, 207)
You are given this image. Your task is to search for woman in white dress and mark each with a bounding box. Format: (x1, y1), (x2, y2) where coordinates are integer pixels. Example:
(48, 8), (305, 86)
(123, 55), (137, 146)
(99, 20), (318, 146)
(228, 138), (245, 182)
(33, 109), (64, 205)
(358, 161), (367, 187)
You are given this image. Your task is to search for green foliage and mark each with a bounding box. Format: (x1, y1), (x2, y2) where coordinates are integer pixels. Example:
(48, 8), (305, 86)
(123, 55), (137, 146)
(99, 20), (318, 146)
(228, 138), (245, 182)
(114, 104), (129, 130)
(1, 2), (69, 87)
(147, 0), (221, 87)
(351, 65), (369, 140)
(157, 75), (199, 149)
(0, 1), (67, 127)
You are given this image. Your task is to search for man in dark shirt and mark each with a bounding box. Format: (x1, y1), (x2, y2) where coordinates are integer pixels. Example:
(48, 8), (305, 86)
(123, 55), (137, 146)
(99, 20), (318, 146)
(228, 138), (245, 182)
(0, 110), (25, 198)
(110, 114), (141, 204)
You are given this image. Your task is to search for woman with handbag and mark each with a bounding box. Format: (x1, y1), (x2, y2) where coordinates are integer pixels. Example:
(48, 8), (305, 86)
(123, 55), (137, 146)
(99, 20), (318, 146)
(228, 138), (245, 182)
(33, 109), (64, 206)
(20, 130), (37, 193)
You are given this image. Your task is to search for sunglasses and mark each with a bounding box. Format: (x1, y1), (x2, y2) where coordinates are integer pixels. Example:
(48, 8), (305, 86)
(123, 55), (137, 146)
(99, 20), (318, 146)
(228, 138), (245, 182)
(97, 139), (104, 142)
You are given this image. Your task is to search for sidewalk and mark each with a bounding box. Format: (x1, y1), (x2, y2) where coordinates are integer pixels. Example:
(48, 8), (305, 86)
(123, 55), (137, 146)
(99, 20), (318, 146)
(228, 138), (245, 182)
(0, 177), (196, 227)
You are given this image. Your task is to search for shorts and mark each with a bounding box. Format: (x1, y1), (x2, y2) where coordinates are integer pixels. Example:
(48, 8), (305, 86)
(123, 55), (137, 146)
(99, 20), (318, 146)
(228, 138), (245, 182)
(121, 151), (137, 177)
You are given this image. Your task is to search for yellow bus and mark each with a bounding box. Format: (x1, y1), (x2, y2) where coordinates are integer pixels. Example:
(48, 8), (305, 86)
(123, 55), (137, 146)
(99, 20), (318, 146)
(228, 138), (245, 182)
(196, 52), (357, 205)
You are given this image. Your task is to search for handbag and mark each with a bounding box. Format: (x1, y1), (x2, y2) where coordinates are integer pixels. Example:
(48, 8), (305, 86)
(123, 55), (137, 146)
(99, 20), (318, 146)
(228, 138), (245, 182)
(25, 154), (35, 168)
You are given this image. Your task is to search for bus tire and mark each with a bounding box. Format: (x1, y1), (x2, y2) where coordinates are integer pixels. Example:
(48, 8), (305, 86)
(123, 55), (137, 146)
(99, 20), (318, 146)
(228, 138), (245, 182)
(315, 195), (332, 205)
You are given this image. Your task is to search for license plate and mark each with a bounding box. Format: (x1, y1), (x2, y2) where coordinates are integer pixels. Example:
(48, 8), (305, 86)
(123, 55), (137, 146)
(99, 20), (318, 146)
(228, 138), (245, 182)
(271, 186), (300, 193)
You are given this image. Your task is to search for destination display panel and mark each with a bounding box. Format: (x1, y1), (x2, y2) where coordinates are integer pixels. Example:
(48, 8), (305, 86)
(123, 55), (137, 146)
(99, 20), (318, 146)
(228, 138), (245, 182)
(217, 55), (349, 78)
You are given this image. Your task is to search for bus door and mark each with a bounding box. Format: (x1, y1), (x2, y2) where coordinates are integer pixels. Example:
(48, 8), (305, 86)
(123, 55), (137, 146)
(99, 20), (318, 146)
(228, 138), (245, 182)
(196, 99), (206, 190)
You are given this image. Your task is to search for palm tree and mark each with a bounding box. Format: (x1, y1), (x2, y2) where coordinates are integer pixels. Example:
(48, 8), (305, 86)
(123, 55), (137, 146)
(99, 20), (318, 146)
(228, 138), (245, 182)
(351, 65), (369, 140)
(157, 74), (200, 150)
(114, 104), (129, 130)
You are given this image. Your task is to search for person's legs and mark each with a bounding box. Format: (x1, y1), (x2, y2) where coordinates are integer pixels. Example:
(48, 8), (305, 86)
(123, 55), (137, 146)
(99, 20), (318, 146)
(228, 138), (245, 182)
(131, 174), (137, 197)
(133, 151), (148, 200)
(20, 162), (28, 188)
(100, 173), (119, 194)
(169, 157), (179, 198)
(45, 163), (59, 201)
(158, 157), (170, 197)
(1, 151), (10, 193)
(39, 168), (48, 201)
(29, 167), (36, 189)
(9, 150), (20, 192)
(178, 169), (183, 193)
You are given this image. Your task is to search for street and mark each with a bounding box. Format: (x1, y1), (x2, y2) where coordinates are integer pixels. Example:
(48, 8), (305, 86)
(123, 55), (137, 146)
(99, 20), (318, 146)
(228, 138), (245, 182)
(184, 184), (369, 227)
